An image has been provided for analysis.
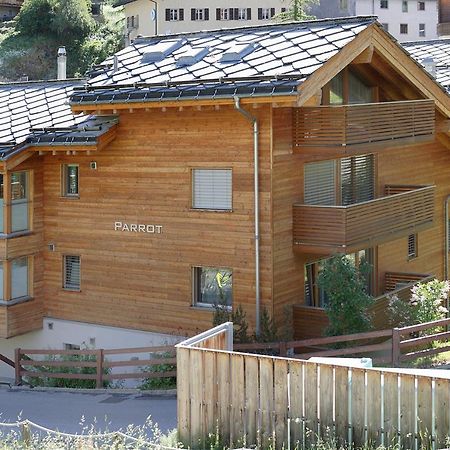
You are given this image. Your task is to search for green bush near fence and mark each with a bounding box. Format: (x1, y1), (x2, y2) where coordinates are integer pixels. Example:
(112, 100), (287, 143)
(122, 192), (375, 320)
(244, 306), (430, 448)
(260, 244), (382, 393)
(139, 352), (176, 390)
(23, 353), (111, 389)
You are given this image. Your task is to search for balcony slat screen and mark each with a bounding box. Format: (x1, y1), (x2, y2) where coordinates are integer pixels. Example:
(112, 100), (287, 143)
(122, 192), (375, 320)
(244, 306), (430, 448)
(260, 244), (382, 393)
(192, 169), (232, 210)
(340, 155), (374, 206)
(304, 160), (336, 205)
(64, 255), (80, 290)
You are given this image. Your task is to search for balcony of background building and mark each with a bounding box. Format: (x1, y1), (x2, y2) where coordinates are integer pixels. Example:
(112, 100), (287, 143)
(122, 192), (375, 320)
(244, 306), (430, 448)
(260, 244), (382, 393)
(293, 185), (435, 254)
(293, 99), (435, 149)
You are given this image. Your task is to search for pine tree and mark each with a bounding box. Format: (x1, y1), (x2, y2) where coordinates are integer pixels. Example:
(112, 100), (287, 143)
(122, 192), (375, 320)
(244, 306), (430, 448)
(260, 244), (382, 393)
(275, 0), (319, 21)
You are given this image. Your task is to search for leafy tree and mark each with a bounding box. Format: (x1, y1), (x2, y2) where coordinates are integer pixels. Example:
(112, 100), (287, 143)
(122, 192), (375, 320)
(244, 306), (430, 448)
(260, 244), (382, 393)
(318, 254), (374, 336)
(275, 0), (319, 21)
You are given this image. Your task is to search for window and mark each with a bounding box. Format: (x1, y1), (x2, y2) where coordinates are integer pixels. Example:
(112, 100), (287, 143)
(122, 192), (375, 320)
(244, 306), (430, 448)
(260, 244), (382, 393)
(305, 249), (374, 307)
(192, 169), (232, 210)
(11, 256), (28, 300)
(64, 255), (81, 290)
(418, 1), (425, 10)
(327, 69), (373, 105)
(407, 234), (418, 259)
(64, 343), (81, 350)
(340, 0), (348, 9)
(304, 155), (375, 206)
(238, 8), (250, 20)
(419, 23), (426, 37)
(192, 267), (232, 307)
(381, 23), (389, 31)
(400, 23), (408, 34)
(11, 171), (29, 232)
(165, 8), (184, 21)
(380, 0), (388, 8)
(258, 8), (275, 19)
(402, 0), (408, 12)
(217, 8), (229, 20)
(62, 164), (79, 197)
(191, 8), (209, 21)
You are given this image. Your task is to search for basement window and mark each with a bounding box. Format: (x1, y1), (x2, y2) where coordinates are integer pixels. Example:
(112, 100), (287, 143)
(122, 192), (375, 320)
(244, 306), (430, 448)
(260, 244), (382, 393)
(192, 267), (232, 308)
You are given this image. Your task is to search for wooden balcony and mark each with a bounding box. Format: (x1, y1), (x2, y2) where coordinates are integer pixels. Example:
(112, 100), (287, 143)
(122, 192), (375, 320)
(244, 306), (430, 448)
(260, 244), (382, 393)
(293, 185), (435, 253)
(293, 99), (435, 148)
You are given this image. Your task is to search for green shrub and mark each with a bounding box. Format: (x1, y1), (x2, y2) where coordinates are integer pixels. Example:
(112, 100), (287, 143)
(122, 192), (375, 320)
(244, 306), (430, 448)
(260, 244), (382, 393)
(318, 254), (374, 337)
(139, 352), (176, 390)
(213, 303), (251, 343)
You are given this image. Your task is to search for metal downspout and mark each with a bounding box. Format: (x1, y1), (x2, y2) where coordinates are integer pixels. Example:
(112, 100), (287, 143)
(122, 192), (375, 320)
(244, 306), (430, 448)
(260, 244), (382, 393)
(234, 97), (260, 336)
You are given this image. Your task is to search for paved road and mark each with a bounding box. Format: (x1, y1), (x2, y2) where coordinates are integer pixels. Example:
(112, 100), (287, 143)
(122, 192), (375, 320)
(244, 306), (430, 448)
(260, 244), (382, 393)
(0, 388), (177, 437)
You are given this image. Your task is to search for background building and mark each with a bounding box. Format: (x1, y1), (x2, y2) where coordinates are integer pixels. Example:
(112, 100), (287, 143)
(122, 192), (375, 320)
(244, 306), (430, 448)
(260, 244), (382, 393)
(0, 0), (22, 21)
(439, 0), (450, 35)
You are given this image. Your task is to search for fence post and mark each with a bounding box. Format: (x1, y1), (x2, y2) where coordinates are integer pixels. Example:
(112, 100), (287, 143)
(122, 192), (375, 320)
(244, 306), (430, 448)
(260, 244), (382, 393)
(20, 422), (31, 445)
(279, 341), (287, 357)
(96, 349), (104, 389)
(392, 328), (401, 366)
(14, 348), (22, 386)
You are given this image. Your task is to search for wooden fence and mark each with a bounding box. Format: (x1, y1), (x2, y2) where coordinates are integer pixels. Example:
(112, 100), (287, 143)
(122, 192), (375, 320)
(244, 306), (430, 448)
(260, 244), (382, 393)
(14, 345), (176, 388)
(177, 322), (450, 449)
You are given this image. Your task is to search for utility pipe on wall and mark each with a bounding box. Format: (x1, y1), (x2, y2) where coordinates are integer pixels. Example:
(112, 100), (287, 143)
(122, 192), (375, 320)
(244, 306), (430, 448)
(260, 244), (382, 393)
(234, 97), (260, 336)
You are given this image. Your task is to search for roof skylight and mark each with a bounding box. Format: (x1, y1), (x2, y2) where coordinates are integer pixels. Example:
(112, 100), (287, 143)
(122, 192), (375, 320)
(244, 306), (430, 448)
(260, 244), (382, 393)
(141, 39), (185, 64)
(175, 47), (210, 67)
(220, 43), (257, 63)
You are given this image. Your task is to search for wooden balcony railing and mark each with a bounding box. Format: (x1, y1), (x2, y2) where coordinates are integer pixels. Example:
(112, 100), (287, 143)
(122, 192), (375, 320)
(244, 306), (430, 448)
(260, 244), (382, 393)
(293, 99), (435, 147)
(293, 273), (432, 339)
(438, 22), (450, 36)
(293, 185), (435, 253)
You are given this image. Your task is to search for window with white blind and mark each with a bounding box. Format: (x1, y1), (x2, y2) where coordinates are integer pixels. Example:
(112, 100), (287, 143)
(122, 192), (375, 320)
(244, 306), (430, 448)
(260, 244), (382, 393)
(64, 255), (81, 290)
(304, 160), (337, 205)
(192, 169), (232, 210)
(11, 256), (28, 299)
(304, 155), (375, 206)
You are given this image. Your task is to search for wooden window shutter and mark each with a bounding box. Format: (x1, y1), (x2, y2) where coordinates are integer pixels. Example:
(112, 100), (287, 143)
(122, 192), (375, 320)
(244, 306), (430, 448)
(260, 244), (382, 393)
(270, 8), (275, 17)
(216, 8), (221, 19)
(247, 7), (251, 19)
(191, 8), (196, 20)
(304, 160), (337, 205)
(192, 169), (232, 210)
(179, 8), (184, 20)
(165, 8), (170, 21)
(205, 8), (209, 20)
(340, 154), (375, 206)
(64, 255), (80, 290)
(258, 8), (262, 19)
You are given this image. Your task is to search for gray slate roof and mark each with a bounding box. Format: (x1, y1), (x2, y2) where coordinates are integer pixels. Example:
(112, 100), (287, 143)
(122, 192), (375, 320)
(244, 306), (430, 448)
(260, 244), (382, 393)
(71, 16), (377, 105)
(403, 39), (450, 92)
(0, 81), (116, 159)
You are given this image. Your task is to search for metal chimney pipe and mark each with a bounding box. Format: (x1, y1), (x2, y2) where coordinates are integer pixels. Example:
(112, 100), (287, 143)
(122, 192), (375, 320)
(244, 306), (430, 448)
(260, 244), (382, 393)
(57, 46), (67, 80)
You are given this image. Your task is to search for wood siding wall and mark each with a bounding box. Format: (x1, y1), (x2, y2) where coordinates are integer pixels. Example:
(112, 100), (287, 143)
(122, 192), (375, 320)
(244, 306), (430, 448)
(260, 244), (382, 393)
(40, 107), (274, 336)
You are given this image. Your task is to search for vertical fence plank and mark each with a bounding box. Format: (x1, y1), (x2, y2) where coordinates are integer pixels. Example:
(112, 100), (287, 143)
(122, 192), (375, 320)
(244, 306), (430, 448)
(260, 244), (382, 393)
(259, 357), (275, 449)
(334, 365), (349, 447)
(319, 364), (334, 440)
(244, 354), (259, 447)
(289, 360), (304, 448)
(14, 348), (22, 386)
(203, 350), (217, 438)
(400, 374), (415, 450)
(217, 351), (231, 443)
(177, 347), (191, 446)
(435, 377), (450, 449)
(230, 353), (245, 448)
(383, 371), (399, 445)
(417, 375), (432, 449)
(274, 358), (289, 449)
(366, 369), (382, 446)
(351, 368), (365, 447)
(304, 362), (318, 439)
(189, 349), (204, 447)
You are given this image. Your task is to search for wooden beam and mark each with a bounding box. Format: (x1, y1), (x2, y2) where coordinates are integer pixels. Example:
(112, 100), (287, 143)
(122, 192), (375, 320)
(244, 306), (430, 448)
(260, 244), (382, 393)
(437, 133), (450, 150)
(351, 45), (374, 64)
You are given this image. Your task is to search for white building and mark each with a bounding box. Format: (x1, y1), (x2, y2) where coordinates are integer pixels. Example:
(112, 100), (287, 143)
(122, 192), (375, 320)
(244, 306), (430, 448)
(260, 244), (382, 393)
(355, 0), (438, 41)
(116, 0), (438, 43)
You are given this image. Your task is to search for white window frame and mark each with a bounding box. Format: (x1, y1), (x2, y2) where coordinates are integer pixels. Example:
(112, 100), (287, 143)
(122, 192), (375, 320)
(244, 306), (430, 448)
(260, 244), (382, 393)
(169, 9), (179, 21)
(220, 8), (229, 20)
(400, 23), (408, 34)
(261, 8), (270, 19)
(192, 168), (232, 211)
(238, 8), (248, 20)
(417, 1), (425, 10)
(63, 255), (81, 291)
(195, 8), (205, 20)
(419, 23), (426, 37)
(402, 0), (408, 12)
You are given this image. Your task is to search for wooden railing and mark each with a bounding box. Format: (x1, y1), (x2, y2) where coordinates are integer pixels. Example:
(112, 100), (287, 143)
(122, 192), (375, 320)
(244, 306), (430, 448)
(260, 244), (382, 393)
(0, 353), (15, 369)
(293, 99), (435, 147)
(14, 345), (176, 388)
(293, 273), (432, 339)
(177, 323), (450, 449)
(438, 22), (450, 36)
(293, 185), (435, 252)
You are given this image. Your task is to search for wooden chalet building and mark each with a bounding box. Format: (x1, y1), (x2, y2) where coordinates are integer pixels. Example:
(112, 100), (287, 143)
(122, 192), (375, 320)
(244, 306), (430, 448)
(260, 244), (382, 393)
(0, 16), (450, 354)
